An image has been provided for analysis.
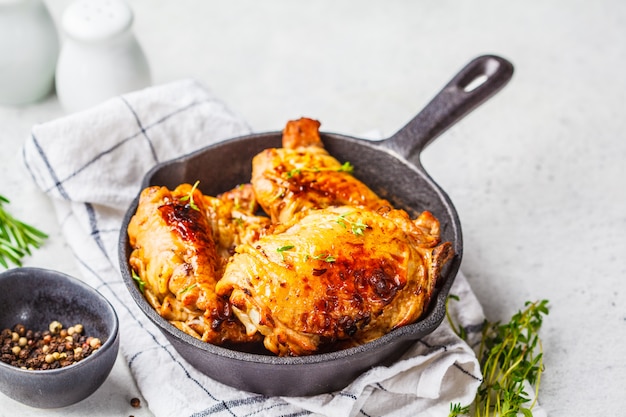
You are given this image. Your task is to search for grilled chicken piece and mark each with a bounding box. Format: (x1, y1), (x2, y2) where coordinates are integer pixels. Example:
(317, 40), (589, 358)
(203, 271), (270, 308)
(216, 205), (454, 356)
(206, 183), (272, 258)
(251, 117), (388, 224)
(127, 183), (266, 344)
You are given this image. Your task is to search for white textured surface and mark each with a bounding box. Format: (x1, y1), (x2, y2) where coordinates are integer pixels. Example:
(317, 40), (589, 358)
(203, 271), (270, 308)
(0, 1), (624, 416)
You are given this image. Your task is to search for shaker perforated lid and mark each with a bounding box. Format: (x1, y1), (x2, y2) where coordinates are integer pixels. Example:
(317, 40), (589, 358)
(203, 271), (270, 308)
(61, 0), (133, 42)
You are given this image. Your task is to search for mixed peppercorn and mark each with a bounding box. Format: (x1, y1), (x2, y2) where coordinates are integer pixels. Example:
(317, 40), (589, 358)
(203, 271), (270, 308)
(0, 321), (102, 370)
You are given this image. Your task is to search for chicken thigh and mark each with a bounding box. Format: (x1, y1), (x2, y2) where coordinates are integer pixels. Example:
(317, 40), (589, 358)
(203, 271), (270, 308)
(127, 183), (267, 345)
(251, 117), (388, 224)
(216, 205), (454, 356)
(127, 117), (453, 355)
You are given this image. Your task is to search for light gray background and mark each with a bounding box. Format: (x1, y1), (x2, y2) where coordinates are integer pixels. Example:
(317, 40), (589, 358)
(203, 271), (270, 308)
(1, 1), (624, 415)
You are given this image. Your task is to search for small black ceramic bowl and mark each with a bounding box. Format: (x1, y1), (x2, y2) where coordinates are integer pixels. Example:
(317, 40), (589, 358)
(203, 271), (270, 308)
(0, 267), (119, 409)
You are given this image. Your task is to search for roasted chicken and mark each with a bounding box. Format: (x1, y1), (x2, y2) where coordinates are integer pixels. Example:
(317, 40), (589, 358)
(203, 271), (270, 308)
(251, 117), (389, 224)
(204, 183), (272, 258)
(127, 117), (453, 356)
(127, 183), (268, 344)
(216, 205), (453, 356)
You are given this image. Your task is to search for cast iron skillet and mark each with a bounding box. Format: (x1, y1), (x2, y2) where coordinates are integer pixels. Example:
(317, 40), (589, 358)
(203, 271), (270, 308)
(119, 54), (513, 396)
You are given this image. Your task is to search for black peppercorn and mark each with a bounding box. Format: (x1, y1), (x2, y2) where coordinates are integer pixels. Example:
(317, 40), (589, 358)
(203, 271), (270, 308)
(0, 321), (103, 370)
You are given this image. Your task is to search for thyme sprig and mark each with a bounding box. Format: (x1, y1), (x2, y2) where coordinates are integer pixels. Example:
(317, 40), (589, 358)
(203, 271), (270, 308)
(0, 194), (48, 268)
(338, 161), (354, 173)
(131, 270), (146, 294)
(275, 244), (337, 264)
(179, 283), (197, 295)
(447, 298), (549, 417)
(310, 253), (336, 263)
(179, 180), (200, 211)
(285, 161), (354, 178)
(336, 212), (368, 236)
(276, 244), (295, 260)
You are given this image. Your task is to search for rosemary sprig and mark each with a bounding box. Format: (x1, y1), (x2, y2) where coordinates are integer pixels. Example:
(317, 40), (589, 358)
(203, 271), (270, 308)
(447, 297), (549, 417)
(0, 194), (48, 268)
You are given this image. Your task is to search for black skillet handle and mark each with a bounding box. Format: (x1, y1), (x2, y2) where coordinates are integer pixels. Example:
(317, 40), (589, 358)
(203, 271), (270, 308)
(385, 55), (514, 164)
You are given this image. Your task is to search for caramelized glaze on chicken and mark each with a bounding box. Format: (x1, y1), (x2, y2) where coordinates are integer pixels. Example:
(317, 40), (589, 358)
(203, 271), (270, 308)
(216, 205), (453, 356)
(252, 118), (389, 224)
(127, 117), (454, 355)
(127, 183), (266, 344)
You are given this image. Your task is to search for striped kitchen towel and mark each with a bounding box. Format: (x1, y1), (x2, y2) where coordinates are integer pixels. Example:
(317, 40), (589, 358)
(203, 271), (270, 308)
(22, 79), (496, 417)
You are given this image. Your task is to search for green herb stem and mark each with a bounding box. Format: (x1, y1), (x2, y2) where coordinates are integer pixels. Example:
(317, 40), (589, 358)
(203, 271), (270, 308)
(447, 297), (549, 417)
(0, 195), (48, 268)
(179, 180), (201, 211)
(284, 161), (354, 179)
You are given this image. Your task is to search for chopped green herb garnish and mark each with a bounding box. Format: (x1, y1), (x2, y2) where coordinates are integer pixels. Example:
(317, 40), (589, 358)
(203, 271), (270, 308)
(276, 244), (295, 260)
(179, 283), (197, 295)
(312, 253), (336, 263)
(283, 161), (354, 179)
(351, 220), (367, 236)
(336, 212), (368, 235)
(179, 180), (200, 211)
(338, 161), (354, 173)
(132, 270), (146, 294)
(286, 168), (301, 178)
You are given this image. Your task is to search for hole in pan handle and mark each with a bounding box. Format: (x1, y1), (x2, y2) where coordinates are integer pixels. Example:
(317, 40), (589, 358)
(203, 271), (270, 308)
(385, 54), (514, 165)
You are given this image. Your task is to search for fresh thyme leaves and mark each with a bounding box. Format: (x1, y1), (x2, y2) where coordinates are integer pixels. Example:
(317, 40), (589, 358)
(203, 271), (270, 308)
(179, 180), (200, 211)
(446, 294), (468, 341)
(311, 253), (336, 263)
(336, 212), (368, 235)
(131, 270), (146, 294)
(277, 246), (337, 263)
(336, 215), (347, 228)
(276, 244), (295, 260)
(447, 297), (549, 417)
(286, 168), (301, 178)
(284, 161), (354, 179)
(179, 283), (197, 295)
(338, 161), (354, 173)
(351, 220), (367, 236)
(0, 194), (48, 268)
(449, 403), (471, 417)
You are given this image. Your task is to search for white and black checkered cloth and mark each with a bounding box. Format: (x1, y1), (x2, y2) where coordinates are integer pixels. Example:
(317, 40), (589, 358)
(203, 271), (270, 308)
(22, 79), (491, 417)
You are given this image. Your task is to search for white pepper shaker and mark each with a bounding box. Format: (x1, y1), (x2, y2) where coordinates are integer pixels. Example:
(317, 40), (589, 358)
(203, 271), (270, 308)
(55, 0), (151, 113)
(0, 0), (59, 105)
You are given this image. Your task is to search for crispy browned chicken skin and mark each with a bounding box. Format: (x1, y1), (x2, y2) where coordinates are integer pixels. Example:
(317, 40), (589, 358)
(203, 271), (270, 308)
(214, 118), (454, 356)
(127, 183), (267, 344)
(251, 117), (389, 224)
(128, 118), (453, 355)
(216, 205), (453, 356)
